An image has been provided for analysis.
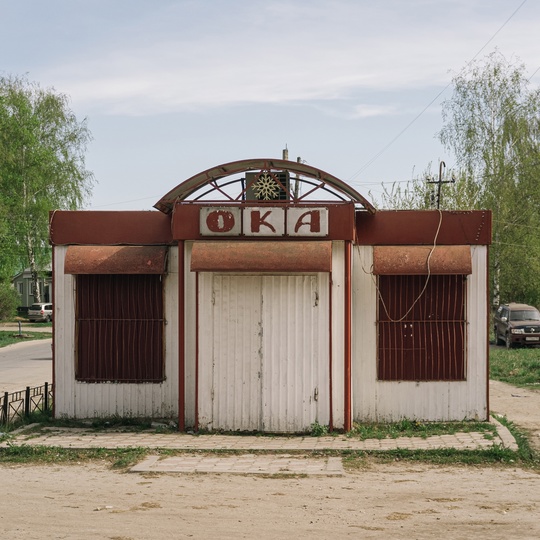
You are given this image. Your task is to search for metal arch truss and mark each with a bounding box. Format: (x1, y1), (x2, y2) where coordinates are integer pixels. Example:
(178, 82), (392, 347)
(154, 158), (376, 214)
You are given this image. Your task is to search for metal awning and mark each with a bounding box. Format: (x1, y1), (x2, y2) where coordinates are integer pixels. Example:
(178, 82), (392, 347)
(372, 245), (472, 275)
(191, 241), (332, 272)
(64, 246), (168, 274)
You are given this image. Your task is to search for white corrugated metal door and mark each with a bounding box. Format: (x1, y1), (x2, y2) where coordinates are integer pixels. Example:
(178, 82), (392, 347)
(211, 275), (262, 431)
(206, 273), (329, 432)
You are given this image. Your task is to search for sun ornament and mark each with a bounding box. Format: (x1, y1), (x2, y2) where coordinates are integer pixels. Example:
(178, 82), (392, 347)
(253, 172), (280, 200)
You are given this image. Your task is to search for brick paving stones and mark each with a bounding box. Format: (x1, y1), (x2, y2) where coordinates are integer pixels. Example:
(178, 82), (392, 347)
(0, 416), (517, 476)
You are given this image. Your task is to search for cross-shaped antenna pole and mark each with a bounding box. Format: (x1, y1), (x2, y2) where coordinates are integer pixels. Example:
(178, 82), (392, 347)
(427, 161), (455, 209)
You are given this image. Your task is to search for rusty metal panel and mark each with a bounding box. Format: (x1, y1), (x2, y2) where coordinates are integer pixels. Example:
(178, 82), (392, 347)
(65, 246), (168, 274)
(190, 241), (331, 272)
(373, 245), (472, 275)
(76, 274), (164, 382)
(49, 210), (173, 246)
(377, 274), (466, 381)
(356, 210), (491, 246)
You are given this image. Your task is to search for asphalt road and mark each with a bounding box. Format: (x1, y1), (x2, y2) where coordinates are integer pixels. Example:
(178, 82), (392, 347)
(0, 338), (52, 394)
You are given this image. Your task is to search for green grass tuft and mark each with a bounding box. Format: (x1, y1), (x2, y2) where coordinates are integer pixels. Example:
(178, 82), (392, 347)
(347, 420), (496, 440)
(490, 347), (540, 387)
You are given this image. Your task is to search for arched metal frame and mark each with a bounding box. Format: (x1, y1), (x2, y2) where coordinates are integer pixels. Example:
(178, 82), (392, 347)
(154, 158), (376, 214)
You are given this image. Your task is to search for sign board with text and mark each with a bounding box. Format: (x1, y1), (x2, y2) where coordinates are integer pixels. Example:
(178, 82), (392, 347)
(200, 207), (329, 237)
(172, 202), (356, 241)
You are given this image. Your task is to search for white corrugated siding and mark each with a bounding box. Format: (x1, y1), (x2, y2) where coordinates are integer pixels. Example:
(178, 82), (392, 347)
(198, 273), (330, 432)
(261, 274), (330, 432)
(53, 245), (179, 419)
(212, 275), (263, 431)
(352, 245), (488, 422)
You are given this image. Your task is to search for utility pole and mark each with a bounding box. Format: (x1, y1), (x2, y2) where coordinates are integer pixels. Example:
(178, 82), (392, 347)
(427, 161), (455, 209)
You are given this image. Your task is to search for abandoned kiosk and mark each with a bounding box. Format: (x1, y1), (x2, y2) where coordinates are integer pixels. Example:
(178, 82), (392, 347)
(50, 159), (492, 432)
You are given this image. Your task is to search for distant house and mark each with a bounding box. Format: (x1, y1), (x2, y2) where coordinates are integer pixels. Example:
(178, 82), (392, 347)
(12, 267), (52, 312)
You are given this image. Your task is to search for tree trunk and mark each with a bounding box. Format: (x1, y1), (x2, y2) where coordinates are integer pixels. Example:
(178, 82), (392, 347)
(28, 245), (41, 304)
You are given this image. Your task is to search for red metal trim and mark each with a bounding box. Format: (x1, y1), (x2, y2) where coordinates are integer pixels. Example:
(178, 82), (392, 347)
(344, 241), (352, 432)
(154, 158), (376, 213)
(328, 268), (333, 432)
(178, 242), (185, 431)
(190, 241), (332, 273)
(51, 246), (56, 419)
(486, 245), (490, 420)
(194, 271), (199, 432)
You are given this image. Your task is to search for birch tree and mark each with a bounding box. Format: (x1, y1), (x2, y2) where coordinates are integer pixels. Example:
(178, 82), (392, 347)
(438, 51), (540, 307)
(380, 52), (540, 307)
(0, 75), (94, 300)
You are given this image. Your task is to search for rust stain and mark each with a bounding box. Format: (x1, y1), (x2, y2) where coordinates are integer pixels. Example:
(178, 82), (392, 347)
(356, 210), (492, 246)
(65, 245), (168, 274)
(373, 245), (472, 275)
(190, 241), (332, 272)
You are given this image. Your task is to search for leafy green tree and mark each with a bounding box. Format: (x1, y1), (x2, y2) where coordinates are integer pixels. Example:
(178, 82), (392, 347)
(378, 164), (481, 211)
(379, 52), (540, 308)
(0, 75), (94, 300)
(0, 282), (20, 320)
(438, 51), (540, 308)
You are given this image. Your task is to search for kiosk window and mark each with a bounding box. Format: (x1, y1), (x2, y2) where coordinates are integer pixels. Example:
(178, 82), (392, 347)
(75, 274), (164, 383)
(377, 274), (466, 381)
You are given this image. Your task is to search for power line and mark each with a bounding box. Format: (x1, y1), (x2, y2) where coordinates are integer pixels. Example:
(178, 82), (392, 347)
(347, 0), (529, 183)
(87, 195), (161, 209)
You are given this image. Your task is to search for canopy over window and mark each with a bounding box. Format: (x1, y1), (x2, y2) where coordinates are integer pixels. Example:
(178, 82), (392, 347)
(373, 245), (472, 275)
(64, 246), (168, 274)
(191, 241), (332, 272)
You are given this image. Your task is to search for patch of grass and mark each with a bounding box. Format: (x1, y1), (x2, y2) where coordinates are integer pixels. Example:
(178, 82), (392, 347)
(490, 347), (540, 387)
(0, 444), (147, 469)
(342, 446), (520, 470)
(347, 419), (496, 440)
(309, 421), (329, 437)
(0, 330), (51, 348)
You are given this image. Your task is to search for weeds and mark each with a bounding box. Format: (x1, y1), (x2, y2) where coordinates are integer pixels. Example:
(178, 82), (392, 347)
(490, 347), (540, 387)
(347, 419), (496, 440)
(0, 444), (147, 469)
(309, 421), (329, 437)
(342, 446), (519, 470)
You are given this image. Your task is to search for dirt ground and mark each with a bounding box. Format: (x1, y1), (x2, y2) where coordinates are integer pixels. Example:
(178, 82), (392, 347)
(1, 381), (539, 540)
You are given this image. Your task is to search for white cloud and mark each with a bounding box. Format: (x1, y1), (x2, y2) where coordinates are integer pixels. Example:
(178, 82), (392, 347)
(351, 104), (399, 118)
(31, 0), (540, 116)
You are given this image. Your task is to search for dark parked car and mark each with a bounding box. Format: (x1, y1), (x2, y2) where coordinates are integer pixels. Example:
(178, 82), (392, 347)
(494, 303), (540, 348)
(27, 302), (53, 322)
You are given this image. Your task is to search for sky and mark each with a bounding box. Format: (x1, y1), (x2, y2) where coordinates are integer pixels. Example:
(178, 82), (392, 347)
(2, 0), (540, 210)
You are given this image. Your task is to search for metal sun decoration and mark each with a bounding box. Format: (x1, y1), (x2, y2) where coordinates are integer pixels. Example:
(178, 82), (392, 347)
(253, 172), (280, 200)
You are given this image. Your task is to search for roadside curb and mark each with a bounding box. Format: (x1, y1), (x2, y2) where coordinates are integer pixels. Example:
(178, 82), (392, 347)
(490, 415), (519, 451)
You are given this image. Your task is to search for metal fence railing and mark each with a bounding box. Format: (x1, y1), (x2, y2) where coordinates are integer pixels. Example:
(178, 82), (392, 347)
(1, 383), (53, 426)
